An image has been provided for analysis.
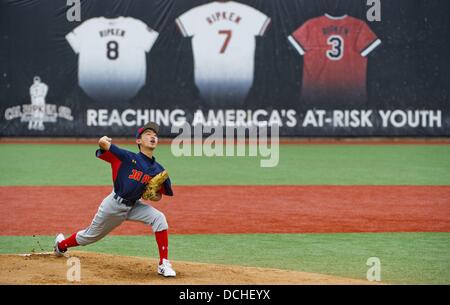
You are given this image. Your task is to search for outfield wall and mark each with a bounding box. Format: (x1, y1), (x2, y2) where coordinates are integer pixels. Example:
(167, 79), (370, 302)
(1, 0), (449, 137)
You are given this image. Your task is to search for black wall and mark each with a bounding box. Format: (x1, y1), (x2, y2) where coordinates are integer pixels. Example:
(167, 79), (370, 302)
(1, 0), (449, 137)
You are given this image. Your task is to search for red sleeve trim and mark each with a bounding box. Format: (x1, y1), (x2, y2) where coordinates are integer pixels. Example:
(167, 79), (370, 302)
(98, 150), (122, 182)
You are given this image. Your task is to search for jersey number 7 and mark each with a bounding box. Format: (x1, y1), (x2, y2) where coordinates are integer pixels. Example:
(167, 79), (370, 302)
(218, 30), (232, 54)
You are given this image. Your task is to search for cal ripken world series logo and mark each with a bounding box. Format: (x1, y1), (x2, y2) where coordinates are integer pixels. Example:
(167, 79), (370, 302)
(4, 76), (74, 130)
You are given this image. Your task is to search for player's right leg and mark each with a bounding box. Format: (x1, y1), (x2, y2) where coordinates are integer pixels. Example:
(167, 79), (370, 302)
(126, 201), (176, 277)
(55, 192), (130, 255)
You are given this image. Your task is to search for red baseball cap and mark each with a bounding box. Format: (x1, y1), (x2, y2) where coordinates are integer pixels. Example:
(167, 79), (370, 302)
(136, 122), (160, 138)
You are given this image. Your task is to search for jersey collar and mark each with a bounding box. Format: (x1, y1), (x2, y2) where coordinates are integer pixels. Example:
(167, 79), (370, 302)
(139, 152), (156, 164)
(324, 13), (348, 20)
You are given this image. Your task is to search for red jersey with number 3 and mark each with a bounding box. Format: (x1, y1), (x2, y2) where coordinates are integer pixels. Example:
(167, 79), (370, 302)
(288, 14), (381, 104)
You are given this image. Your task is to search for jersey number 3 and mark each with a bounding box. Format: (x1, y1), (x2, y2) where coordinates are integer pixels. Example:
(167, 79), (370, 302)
(326, 35), (344, 61)
(107, 40), (119, 60)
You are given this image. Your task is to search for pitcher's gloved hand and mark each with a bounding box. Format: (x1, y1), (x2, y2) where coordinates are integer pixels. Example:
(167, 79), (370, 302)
(142, 170), (169, 201)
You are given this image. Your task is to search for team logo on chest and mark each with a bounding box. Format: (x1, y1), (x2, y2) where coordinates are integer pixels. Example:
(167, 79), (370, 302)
(128, 169), (151, 184)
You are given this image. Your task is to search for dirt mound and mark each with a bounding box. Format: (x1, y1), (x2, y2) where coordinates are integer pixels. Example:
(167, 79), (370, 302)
(0, 251), (373, 285)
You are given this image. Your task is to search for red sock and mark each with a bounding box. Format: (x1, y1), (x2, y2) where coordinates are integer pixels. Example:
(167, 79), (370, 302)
(154, 230), (168, 265)
(58, 233), (79, 252)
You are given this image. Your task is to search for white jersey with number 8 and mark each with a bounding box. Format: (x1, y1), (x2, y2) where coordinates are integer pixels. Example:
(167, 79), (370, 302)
(176, 1), (270, 104)
(66, 16), (159, 103)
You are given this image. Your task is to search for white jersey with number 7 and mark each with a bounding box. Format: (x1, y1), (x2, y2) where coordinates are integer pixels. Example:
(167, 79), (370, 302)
(176, 1), (270, 105)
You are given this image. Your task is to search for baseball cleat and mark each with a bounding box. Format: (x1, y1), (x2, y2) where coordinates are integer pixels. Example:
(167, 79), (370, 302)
(53, 233), (65, 257)
(158, 259), (176, 277)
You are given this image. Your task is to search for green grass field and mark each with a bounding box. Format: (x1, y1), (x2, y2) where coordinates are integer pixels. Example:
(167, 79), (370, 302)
(0, 233), (449, 284)
(1, 144), (450, 185)
(1, 143), (449, 284)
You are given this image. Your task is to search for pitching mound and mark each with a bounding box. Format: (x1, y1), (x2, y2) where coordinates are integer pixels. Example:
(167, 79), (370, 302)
(0, 251), (372, 284)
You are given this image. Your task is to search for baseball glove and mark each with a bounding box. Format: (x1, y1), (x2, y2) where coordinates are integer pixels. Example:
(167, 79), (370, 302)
(142, 170), (169, 201)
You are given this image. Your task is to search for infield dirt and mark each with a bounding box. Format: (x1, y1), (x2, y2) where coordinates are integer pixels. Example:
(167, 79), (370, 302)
(0, 251), (375, 284)
(1, 185), (449, 235)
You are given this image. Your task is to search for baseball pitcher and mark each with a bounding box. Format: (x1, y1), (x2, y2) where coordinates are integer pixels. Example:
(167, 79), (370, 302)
(54, 122), (176, 277)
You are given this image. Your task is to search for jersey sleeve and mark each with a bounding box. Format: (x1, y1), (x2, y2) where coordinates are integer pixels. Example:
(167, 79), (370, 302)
(160, 178), (174, 196)
(288, 21), (310, 56)
(143, 27), (159, 52)
(65, 21), (89, 54)
(175, 9), (197, 37)
(246, 8), (271, 36)
(152, 164), (174, 196)
(95, 148), (122, 182)
(96, 149), (117, 163)
(104, 144), (132, 162)
(135, 19), (159, 52)
(356, 21), (381, 57)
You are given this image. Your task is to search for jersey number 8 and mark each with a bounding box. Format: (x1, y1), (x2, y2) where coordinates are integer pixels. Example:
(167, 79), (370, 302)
(107, 41), (119, 60)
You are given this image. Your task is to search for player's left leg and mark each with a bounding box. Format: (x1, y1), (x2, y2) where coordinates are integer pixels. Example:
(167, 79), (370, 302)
(126, 201), (176, 277)
(55, 193), (129, 255)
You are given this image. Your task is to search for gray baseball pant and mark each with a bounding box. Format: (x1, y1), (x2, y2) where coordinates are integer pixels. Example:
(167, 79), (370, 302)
(75, 192), (168, 246)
